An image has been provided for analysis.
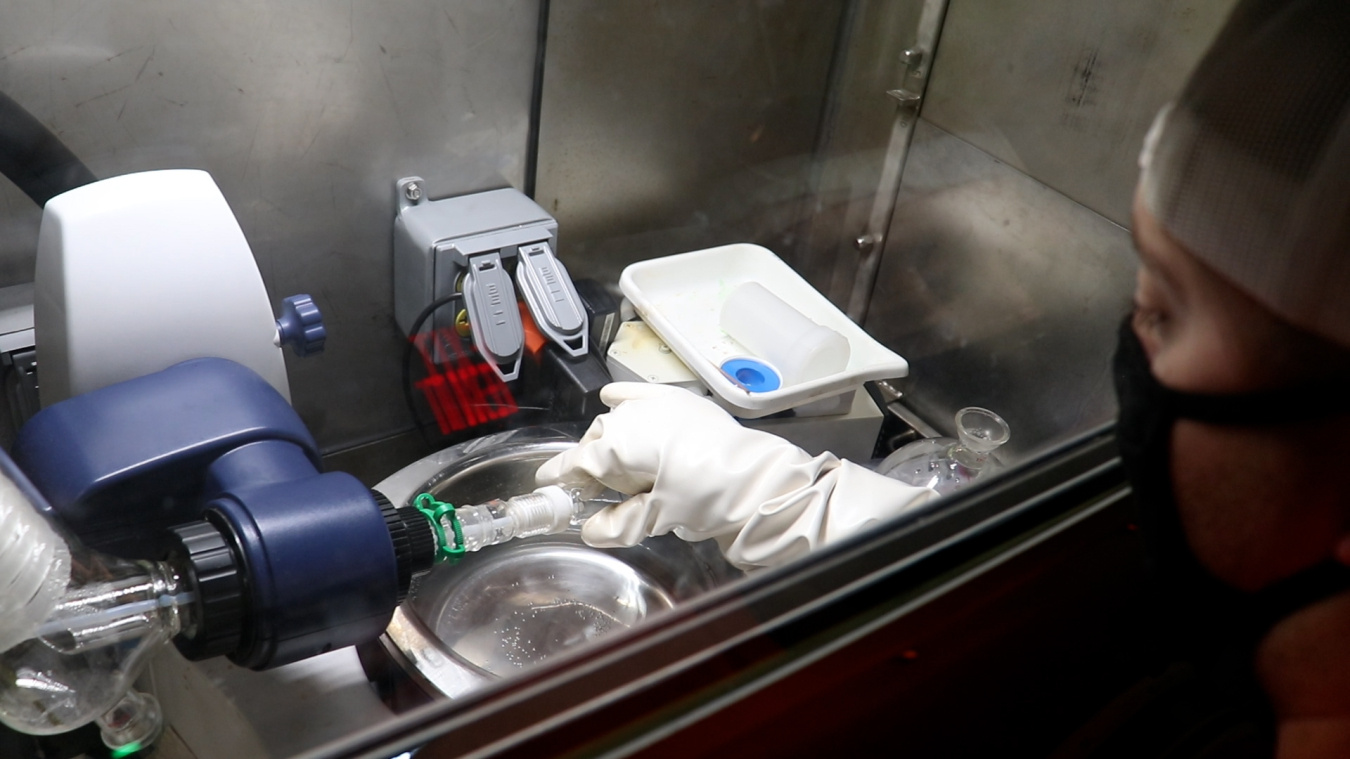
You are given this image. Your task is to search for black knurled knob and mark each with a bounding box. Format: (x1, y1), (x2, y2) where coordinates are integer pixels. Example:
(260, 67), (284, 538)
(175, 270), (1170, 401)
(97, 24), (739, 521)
(375, 490), (436, 603)
(165, 519), (245, 661)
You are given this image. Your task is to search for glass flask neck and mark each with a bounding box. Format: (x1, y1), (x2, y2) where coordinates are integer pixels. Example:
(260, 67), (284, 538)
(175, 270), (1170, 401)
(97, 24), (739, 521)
(876, 406), (1011, 495)
(96, 688), (164, 755)
(39, 558), (191, 654)
(947, 441), (991, 471)
(947, 406), (1011, 473)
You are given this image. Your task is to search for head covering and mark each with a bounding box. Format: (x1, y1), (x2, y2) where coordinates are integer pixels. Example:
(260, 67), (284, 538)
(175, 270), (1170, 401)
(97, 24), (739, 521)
(1138, 0), (1350, 348)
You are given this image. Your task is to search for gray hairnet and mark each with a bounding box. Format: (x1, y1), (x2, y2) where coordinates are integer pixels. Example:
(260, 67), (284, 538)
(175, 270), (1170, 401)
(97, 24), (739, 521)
(1139, 0), (1350, 347)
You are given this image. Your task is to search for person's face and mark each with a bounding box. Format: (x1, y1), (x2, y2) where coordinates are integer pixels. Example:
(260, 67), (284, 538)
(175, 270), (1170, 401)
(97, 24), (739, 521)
(1129, 192), (1350, 592)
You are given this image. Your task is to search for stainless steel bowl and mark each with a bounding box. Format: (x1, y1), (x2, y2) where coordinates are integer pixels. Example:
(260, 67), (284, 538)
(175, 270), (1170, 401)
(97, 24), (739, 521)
(366, 426), (740, 703)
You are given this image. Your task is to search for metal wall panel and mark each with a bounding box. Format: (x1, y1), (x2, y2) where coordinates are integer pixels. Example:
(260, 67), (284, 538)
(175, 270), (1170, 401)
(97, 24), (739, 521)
(850, 0), (1239, 460)
(864, 120), (1135, 462)
(534, 0), (847, 284)
(0, 0), (1242, 464)
(921, 0), (1238, 226)
(0, 1), (539, 452)
(791, 0), (929, 300)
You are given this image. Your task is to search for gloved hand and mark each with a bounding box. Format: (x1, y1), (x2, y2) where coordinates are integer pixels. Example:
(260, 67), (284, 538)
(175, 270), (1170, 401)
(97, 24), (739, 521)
(535, 382), (938, 570)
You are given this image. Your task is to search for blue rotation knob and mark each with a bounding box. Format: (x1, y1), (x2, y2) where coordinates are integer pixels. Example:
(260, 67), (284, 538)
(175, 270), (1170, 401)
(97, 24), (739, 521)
(276, 294), (326, 357)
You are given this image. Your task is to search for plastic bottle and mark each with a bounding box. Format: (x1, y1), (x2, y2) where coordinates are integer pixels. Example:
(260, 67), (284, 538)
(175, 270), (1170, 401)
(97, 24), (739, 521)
(878, 407), (1011, 495)
(719, 282), (850, 387)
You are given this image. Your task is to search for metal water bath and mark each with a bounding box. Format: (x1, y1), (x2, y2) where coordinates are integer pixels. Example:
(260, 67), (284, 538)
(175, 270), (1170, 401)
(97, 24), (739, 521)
(363, 426), (740, 705)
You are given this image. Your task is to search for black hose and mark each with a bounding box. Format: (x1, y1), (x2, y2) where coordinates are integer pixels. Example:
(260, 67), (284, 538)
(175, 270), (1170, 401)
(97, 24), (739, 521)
(523, 0), (550, 199)
(0, 91), (96, 206)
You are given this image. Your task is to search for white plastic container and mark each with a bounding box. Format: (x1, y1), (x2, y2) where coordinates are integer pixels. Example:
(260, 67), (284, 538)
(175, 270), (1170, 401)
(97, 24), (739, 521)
(619, 243), (909, 418)
(720, 282), (850, 387)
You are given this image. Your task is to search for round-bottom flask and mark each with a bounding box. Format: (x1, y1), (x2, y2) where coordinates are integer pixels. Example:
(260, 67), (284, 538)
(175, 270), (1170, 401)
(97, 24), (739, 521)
(878, 407), (1011, 495)
(0, 468), (193, 756)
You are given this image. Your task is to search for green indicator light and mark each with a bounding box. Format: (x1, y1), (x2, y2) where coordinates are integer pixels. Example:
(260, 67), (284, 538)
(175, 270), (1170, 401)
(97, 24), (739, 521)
(111, 741), (143, 759)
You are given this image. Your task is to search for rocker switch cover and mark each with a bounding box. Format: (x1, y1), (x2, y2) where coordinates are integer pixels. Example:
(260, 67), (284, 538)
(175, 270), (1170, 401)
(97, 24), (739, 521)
(517, 242), (588, 358)
(462, 251), (524, 382)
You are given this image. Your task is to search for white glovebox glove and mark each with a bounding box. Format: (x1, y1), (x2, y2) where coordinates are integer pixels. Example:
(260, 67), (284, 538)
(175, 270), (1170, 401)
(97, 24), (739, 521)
(535, 382), (938, 571)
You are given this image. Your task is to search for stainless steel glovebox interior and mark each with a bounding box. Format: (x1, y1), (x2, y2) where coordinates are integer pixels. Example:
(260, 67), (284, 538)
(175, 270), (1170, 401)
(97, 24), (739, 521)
(0, 2), (1238, 756)
(361, 425), (742, 707)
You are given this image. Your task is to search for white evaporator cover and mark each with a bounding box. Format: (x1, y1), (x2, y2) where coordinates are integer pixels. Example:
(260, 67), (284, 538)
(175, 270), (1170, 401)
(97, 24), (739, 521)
(35, 169), (289, 405)
(1138, 0), (1350, 347)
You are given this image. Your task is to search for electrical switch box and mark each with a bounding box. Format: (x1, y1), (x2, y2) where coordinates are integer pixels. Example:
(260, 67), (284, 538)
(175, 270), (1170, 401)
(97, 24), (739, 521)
(393, 180), (587, 382)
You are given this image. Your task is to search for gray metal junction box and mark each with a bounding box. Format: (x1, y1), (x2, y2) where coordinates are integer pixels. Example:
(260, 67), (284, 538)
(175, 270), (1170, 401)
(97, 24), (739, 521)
(393, 179), (587, 382)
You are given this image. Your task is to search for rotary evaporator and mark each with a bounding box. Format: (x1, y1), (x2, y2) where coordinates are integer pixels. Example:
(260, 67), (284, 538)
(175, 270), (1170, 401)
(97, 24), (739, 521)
(0, 169), (643, 757)
(0, 169), (745, 757)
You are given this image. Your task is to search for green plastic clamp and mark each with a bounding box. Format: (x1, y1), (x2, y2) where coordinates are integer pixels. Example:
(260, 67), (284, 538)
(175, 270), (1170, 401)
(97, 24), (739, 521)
(413, 493), (466, 563)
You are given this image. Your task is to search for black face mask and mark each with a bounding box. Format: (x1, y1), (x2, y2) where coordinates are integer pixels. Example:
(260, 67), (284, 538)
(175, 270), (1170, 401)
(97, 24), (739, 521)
(1112, 318), (1258, 580)
(1112, 316), (1350, 644)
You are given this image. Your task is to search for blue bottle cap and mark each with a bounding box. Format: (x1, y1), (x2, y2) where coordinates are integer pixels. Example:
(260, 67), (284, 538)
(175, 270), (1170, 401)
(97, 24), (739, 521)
(720, 357), (781, 393)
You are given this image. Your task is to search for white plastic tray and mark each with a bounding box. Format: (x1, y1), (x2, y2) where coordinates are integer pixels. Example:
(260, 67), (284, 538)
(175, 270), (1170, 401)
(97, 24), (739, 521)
(619, 243), (909, 418)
